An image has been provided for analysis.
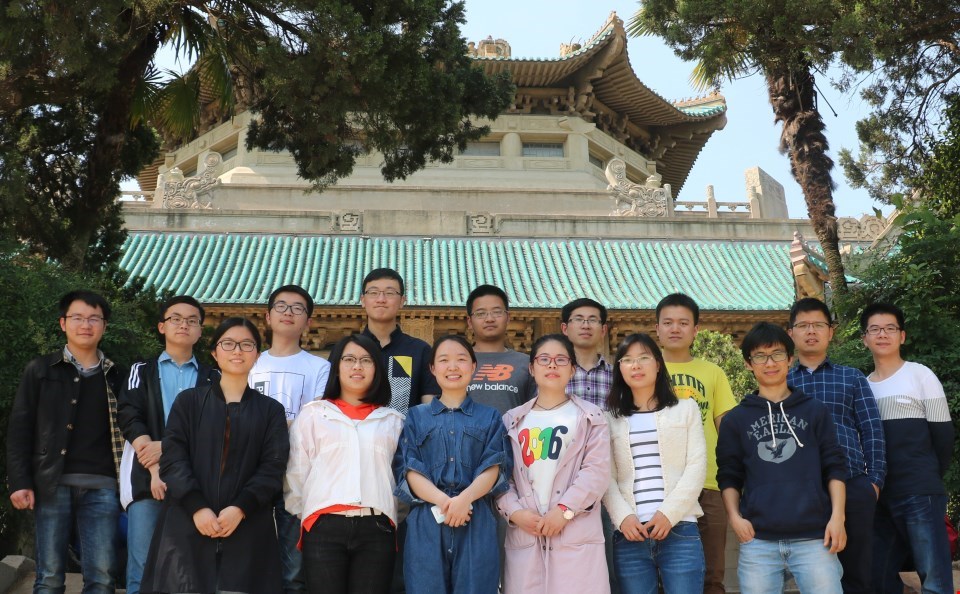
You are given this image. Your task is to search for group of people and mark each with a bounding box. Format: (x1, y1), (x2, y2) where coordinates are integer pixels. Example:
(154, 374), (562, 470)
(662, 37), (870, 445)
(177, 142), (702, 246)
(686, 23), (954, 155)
(5, 266), (954, 594)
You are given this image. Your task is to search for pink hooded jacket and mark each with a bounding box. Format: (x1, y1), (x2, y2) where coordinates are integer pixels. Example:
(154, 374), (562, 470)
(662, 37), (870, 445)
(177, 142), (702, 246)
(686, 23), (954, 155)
(497, 396), (611, 594)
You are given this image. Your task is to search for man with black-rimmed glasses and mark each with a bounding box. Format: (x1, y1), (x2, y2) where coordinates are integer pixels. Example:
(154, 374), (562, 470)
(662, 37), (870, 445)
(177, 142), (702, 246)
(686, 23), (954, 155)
(249, 283), (330, 594)
(787, 297), (885, 594)
(861, 302), (954, 594)
(7, 290), (127, 593)
(117, 295), (218, 594)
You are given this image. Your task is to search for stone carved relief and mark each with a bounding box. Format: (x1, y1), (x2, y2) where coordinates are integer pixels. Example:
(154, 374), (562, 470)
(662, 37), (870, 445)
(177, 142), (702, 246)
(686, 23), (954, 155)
(467, 213), (496, 235)
(604, 158), (669, 217)
(837, 216), (886, 242)
(161, 152), (222, 209)
(336, 212), (363, 233)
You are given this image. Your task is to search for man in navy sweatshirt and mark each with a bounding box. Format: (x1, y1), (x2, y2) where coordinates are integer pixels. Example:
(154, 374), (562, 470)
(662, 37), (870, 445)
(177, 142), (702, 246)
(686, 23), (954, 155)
(717, 322), (848, 594)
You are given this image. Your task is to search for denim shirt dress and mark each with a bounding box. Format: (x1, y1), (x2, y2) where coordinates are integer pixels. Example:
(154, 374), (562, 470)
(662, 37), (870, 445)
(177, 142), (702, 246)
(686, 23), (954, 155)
(395, 396), (512, 594)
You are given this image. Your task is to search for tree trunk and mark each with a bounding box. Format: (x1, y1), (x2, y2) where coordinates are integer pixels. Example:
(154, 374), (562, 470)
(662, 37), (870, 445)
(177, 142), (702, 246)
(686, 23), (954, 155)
(766, 63), (848, 298)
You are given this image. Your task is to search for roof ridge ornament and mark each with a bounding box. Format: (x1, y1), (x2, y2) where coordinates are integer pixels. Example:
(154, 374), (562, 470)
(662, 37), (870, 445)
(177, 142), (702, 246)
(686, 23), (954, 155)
(605, 158), (670, 217)
(160, 151), (222, 210)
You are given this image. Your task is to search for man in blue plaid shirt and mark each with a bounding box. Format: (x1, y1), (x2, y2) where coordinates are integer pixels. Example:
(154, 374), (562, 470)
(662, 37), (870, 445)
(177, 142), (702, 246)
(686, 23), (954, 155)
(787, 298), (887, 594)
(561, 297), (612, 409)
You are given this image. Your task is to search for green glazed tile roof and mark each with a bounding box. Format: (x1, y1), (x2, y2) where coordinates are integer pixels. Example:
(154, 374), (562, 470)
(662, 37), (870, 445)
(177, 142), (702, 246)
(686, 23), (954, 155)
(119, 233), (794, 311)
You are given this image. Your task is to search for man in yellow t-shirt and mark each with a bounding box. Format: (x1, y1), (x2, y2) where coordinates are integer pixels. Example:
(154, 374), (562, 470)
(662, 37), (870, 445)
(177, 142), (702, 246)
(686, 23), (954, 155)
(656, 293), (737, 594)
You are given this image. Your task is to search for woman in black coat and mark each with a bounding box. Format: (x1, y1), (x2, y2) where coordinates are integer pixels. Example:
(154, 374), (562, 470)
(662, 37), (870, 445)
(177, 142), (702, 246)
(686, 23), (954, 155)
(141, 317), (289, 594)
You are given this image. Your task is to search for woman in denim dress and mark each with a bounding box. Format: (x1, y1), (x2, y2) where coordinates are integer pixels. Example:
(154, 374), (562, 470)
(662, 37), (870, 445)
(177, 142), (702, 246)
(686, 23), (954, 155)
(394, 335), (512, 594)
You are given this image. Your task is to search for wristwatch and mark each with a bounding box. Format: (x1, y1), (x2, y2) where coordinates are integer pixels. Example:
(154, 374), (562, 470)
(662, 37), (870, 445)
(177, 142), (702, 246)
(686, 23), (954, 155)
(558, 504), (575, 520)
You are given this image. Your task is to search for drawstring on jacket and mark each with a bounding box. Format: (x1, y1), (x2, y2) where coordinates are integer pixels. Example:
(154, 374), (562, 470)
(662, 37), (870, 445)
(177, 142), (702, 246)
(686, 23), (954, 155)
(765, 400), (805, 449)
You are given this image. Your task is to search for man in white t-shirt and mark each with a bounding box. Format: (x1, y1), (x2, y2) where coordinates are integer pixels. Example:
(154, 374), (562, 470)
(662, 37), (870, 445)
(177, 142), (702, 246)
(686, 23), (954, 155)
(249, 284), (330, 594)
(861, 302), (954, 594)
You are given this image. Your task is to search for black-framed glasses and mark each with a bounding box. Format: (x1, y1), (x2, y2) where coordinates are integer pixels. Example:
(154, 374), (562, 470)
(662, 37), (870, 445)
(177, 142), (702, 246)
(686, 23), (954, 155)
(217, 339), (258, 352)
(272, 302), (307, 315)
(163, 315), (202, 327)
(864, 325), (901, 336)
(533, 354), (572, 367)
(363, 289), (402, 299)
(748, 351), (789, 365)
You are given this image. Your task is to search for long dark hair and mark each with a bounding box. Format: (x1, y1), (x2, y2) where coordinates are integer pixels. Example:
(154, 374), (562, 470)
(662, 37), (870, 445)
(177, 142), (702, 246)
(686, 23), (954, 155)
(322, 334), (391, 406)
(607, 333), (678, 417)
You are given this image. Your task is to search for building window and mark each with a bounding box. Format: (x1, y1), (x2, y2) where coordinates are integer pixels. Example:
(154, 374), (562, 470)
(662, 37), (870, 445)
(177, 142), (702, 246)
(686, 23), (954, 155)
(522, 142), (564, 157)
(589, 154), (604, 169)
(460, 141), (501, 156)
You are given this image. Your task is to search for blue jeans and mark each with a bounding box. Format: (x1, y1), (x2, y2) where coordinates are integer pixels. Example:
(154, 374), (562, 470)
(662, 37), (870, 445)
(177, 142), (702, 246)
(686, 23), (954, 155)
(125, 498), (162, 594)
(275, 500), (305, 593)
(34, 486), (120, 593)
(873, 493), (953, 594)
(612, 521), (705, 594)
(737, 537), (842, 594)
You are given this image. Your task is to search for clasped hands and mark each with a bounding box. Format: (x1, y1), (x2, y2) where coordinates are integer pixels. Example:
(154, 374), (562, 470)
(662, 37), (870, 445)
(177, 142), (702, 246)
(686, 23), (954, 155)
(193, 506), (245, 538)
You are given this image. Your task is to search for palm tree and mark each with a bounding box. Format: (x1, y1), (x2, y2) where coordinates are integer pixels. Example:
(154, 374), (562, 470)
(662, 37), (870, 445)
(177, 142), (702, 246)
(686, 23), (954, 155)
(629, 7), (848, 296)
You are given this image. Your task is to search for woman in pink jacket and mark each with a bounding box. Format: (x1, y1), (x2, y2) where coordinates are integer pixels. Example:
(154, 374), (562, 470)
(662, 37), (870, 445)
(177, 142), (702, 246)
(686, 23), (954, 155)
(497, 334), (611, 594)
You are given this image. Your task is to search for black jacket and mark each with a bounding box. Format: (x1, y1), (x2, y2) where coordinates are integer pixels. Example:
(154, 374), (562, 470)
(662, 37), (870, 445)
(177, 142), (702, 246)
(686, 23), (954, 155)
(141, 384), (289, 594)
(117, 357), (218, 504)
(716, 388), (848, 540)
(6, 351), (126, 499)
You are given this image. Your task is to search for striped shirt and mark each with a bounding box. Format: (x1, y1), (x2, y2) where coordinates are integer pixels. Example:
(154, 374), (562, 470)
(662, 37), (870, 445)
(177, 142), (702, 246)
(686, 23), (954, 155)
(628, 412), (663, 521)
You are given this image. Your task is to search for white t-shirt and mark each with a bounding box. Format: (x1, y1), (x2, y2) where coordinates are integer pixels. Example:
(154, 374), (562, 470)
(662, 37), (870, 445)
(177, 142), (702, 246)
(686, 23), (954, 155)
(249, 350), (330, 422)
(519, 400), (579, 513)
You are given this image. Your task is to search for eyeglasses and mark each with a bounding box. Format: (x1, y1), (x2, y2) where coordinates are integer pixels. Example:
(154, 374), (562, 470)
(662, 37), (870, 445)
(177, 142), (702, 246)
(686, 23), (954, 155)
(341, 355), (375, 368)
(791, 321), (832, 332)
(471, 309), (506, 320)
(63, 315), (104, 326)
(533, 354), (572, 367)
(217, 339), (258, 352)
(163, 315), (202, 327)
(619, 355), (656, 367)
(748, 351), (789, 365)
(567, 316), (602, 327)
(865, 325), (901, 336)
(272, 302), (307, 315)
(363, 289), (402, 299)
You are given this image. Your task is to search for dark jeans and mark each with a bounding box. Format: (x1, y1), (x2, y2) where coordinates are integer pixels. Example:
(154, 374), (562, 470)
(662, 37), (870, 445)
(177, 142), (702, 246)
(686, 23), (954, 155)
(873, 493), (953, 594)
(276, 500), (306, 594)
(838, 475), (877, 594)
(302, 514), (396, 594)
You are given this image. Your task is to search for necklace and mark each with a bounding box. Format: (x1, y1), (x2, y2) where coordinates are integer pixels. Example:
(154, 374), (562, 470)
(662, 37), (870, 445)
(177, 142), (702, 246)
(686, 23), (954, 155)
(533, 398), (569, 411)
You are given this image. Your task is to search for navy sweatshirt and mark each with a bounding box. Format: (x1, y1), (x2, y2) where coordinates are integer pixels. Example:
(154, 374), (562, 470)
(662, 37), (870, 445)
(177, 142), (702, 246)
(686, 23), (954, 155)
(716, 387), (847, 540)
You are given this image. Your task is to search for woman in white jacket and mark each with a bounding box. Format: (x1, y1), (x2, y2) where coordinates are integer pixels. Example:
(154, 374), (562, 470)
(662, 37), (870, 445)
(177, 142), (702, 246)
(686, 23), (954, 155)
(285, 334), (404, 594)
(603, 333), (707, 594)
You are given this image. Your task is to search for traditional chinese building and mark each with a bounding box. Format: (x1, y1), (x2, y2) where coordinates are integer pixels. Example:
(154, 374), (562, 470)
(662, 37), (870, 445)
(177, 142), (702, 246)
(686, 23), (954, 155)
(120, 12), (889, 354)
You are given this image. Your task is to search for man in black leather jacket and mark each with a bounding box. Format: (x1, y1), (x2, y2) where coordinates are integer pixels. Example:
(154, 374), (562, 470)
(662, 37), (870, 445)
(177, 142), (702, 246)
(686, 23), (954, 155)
(6, 290), (126, 593)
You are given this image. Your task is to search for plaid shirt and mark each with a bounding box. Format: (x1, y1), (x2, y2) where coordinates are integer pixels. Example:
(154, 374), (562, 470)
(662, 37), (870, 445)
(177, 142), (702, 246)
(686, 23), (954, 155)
(566, 355), (613, 410)
(788, 358), (887, 488)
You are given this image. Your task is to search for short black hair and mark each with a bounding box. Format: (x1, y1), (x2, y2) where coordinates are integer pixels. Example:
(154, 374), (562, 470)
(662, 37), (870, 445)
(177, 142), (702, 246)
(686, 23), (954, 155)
(361, 268), (405, 296)
(740, 322), (794, 361)
(209, 317), (263, 358)
(322, 334), (391, 406)
(607, 333), (678, 417)
(160, 295), (206, 324)
(561, 298), (607, 325)
(59, 290), (111, 321)
(860, 302), (906, 333)
(466, 285), (509, 315)
(530, 333), (576, 364)
(430, 335), (477, 365)
(655, 293), (699, 325)
(268, 284), (315, 317)
(788, 297), (832, 327)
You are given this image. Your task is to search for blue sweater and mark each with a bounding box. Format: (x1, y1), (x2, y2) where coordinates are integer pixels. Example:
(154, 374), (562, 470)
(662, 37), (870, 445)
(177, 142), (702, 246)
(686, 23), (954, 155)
(716, 388), (847, 540)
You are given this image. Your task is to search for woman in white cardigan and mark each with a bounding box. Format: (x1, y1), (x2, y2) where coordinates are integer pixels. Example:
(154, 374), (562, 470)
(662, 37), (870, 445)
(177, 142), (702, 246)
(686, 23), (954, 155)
(602, 333), (708, 594)
(285, 334), (404, 594)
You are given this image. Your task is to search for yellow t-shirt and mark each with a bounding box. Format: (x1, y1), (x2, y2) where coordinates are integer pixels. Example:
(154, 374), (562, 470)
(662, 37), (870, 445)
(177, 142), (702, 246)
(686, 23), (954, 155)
(665, 358), (737, 491)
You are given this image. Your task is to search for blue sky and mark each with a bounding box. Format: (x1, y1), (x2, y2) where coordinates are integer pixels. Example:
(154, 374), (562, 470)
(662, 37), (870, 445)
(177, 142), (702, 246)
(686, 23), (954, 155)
(461, 0), (885, 219)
